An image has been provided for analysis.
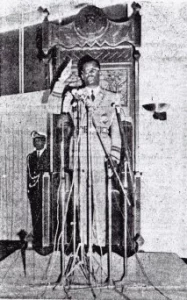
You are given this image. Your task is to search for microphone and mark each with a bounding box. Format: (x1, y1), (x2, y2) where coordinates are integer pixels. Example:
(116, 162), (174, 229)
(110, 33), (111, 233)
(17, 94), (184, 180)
(115, 104), (120, 114)
(63, 88), (88, 112)
(111, 101), (120, 114)
(70, 88), (90, 107)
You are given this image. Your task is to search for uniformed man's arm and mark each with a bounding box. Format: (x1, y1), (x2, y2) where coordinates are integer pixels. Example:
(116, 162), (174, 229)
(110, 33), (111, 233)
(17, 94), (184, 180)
(47, 83), (69, 115)
(47, 59), (72, 114)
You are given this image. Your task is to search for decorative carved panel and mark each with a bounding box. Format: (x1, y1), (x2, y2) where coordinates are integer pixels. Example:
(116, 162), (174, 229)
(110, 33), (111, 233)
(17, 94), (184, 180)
(74, 5), (108, 39)
(43, 5), (141, 50)
(59, 48), (133, 64)
(100, 69), (129, 107)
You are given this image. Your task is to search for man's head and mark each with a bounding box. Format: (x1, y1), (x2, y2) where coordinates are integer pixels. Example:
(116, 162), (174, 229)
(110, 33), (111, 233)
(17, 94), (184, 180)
(31, 131), (46, 150)
(78, 55), (100, 87)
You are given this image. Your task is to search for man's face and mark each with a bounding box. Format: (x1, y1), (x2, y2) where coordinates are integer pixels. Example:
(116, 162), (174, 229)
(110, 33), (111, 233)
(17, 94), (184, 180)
(34, 138), (46, 150)
(81, 61), (100, 87)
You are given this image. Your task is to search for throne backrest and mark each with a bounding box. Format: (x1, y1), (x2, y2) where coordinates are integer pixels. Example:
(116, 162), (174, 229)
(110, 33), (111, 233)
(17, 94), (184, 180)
(40, 4), (141, 172)
(38, 4), (141, 119)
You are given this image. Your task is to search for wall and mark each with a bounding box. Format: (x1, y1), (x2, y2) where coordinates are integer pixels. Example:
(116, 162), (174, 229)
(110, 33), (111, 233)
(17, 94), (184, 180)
(139, 1), (187, 257)
(0, 92), (47, 239)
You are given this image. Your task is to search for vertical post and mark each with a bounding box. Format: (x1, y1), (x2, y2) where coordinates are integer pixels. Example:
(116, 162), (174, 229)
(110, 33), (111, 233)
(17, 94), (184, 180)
(133, 50), (141, 239)
(49, 114), (54, 173)
(133, 50), (140, 173)
(87, 108), (93, 283)
(73, 177), (76, 257)
(107, 164), (112, 284)
(60, 116), (65, 280)
(72, 105), (78, 258)
(49, 55), (55, 174)
(19, 11), (24, 94)
(42, 172), (51, 247)
(134, 172), (141, 236)
(123, 161), (128, 276)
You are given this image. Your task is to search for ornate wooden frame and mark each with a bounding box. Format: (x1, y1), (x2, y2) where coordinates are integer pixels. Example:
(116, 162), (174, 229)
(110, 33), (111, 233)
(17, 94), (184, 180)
(36, 2), (142, 237)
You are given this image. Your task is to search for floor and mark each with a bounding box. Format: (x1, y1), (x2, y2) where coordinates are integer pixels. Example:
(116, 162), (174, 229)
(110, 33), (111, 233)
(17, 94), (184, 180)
(0, 250), (187, 299)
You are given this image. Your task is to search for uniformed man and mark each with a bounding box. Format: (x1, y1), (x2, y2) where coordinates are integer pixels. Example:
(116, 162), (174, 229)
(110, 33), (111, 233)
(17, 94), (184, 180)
(48, 55), (122, 247)
(27, 131), (50, 247)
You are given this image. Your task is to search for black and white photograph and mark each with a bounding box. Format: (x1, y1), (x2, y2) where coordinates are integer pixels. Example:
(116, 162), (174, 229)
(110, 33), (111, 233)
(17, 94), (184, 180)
(0, 0), (186, 299)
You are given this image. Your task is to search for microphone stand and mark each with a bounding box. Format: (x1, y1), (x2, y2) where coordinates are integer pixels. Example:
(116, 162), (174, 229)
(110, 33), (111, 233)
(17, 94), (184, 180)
(55, 97), (81, 286)
(55, 112), (66, 286)
(92, 116), (131, 206)
(115, 106), (134, 185)
(61, 97), (83, 284)
(86, 105), (93, 284)
(115, 106), (135, 279)
(58, 97), (95, 288)
(91, 113), (131, 283)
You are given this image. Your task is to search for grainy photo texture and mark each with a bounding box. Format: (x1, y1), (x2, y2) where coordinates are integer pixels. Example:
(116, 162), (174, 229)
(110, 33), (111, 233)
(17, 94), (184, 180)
(0, 1), (187, 299)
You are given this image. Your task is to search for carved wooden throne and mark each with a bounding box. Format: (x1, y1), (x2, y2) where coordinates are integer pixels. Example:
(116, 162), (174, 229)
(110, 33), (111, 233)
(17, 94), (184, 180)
(36, 3), (141, 258)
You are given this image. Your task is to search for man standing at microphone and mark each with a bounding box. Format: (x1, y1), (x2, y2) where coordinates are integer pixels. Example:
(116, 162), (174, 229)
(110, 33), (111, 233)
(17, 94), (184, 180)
(48, 55), (121, 248)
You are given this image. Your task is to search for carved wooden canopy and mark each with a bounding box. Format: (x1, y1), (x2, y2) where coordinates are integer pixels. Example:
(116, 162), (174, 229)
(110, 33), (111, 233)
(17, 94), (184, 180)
(36, 3), (141, 57)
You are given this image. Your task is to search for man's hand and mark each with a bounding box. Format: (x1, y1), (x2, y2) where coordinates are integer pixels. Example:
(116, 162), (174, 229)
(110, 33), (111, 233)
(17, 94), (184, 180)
(58, 58), (72, 83)
(52, 59), (73, 94)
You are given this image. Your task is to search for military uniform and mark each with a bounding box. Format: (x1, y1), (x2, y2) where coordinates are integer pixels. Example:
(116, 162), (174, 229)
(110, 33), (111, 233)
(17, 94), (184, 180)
(63, 86), (121, 246)
(27, 148), (50, 246)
